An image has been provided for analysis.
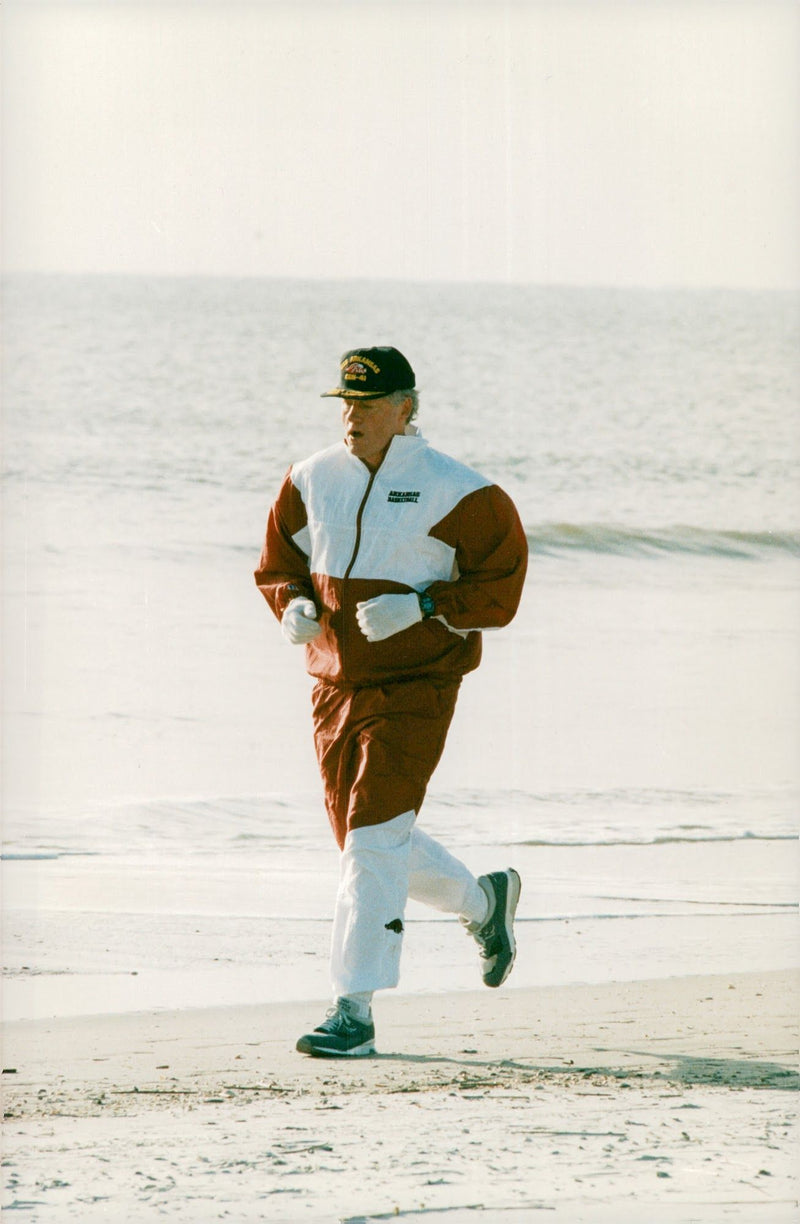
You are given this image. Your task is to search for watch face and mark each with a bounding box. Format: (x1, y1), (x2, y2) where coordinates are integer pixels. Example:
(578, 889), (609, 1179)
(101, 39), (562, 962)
(419, 592), (436, 618)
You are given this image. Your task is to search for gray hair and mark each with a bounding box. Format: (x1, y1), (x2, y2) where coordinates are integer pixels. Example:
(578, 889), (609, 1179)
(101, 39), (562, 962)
(388, 387), (420, 422)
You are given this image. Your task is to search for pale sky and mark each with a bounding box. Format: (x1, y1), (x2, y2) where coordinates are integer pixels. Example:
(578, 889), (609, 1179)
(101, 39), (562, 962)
(2, 0), (798, 288)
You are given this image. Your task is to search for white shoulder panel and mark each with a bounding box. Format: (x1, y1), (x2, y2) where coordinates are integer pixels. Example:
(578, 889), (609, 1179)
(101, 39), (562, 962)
(290, 437), (493, 586)
(291, 444), (371, 579)
(349, 441), (491, 586)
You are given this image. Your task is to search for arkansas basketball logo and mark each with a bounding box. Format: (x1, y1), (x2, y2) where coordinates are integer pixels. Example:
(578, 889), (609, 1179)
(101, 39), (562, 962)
(387, 490), (420, 503)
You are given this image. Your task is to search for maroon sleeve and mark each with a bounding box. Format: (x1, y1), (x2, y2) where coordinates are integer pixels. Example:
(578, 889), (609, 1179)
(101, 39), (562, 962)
(254, 469), (316, 621)
(425, 484), (528, 630)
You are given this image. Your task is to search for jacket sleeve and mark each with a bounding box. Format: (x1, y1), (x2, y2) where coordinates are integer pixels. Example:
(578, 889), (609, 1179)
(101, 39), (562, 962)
(425, 484), (528, 631)
(254, 469), (316, 622)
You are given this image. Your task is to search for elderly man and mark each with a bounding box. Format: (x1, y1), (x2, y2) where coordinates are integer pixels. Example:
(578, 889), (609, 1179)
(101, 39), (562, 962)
(255, 346), (528, 1057)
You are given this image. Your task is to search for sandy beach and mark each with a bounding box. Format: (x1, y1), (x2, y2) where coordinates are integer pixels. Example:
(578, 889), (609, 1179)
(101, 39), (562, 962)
(2, 970), (797, 1222)
(3, 2), (800, 1215)
(3, 276), (799, 1224)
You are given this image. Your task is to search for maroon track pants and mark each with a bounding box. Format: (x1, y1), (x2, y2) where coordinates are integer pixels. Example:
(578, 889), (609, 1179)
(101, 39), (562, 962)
(310, 675), (461, 849)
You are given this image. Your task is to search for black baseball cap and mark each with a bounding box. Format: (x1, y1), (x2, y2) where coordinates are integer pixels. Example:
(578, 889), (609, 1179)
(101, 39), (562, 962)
(320, 346), (416, 400)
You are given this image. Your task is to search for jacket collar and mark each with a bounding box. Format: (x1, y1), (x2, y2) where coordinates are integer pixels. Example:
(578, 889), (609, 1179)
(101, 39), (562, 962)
(343, 428), (427, 476)
(378, 430), (427, 472)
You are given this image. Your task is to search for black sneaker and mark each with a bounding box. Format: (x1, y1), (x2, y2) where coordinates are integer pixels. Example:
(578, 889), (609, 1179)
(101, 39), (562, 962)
(462, 869), (521, 988)
(296, 998), (376, 1058)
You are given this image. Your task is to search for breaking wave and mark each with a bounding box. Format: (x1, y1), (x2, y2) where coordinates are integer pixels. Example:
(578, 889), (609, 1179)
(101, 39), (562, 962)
(526, 523), (800, 560)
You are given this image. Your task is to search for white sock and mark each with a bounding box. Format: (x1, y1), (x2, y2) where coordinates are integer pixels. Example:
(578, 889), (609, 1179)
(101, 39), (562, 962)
(338, 992), (373, 1021)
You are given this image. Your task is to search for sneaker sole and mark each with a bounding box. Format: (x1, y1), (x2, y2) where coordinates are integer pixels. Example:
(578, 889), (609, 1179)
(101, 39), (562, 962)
(485, 867), (521, 988)
(296, 1035), (376, 1058)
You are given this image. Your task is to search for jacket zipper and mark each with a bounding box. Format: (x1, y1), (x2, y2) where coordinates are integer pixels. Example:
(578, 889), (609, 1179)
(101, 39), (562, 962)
(344, 467), (377, 580)
(340, 466), (377, 677)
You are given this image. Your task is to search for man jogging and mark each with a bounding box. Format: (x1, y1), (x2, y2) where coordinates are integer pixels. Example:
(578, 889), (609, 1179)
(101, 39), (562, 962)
(255, 346), (528, 1057)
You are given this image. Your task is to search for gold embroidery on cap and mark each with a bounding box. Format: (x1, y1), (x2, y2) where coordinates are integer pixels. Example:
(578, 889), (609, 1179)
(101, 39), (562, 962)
(341, 354), (381, 375)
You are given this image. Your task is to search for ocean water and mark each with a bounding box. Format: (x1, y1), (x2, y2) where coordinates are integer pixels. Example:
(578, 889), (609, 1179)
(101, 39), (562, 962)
(2, 275), (798, 1020)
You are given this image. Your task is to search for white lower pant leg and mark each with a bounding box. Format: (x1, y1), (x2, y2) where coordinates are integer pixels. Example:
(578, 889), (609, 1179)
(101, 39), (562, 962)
(330, 810), (415, 997)
(408, 826), (488, 925)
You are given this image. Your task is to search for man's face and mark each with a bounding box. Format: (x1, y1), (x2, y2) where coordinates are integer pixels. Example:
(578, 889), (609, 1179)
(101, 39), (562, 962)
(341, 395), (411, 469)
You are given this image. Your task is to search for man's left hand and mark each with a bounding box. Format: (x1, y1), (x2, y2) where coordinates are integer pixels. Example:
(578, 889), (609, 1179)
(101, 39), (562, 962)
(356, 593), (423, 643)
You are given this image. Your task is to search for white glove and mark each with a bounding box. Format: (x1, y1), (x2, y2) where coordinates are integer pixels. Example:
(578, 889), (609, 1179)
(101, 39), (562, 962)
(281, 597), (322, 645)
(356, 593), (422, 643)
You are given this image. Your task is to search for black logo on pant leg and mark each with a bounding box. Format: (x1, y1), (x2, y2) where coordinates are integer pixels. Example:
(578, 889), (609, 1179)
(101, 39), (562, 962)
(385, 918), (404, 934)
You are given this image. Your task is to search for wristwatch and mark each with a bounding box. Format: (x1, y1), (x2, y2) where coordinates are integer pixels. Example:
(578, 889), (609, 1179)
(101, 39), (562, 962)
(418, 590), (436, 619)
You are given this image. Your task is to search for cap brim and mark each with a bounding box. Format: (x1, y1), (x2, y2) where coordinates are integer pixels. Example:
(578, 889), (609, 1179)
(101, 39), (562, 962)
(320, 388), (388, 399)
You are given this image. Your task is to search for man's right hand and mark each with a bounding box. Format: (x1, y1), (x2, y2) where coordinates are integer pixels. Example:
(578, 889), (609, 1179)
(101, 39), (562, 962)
(281, 597), (322, 645)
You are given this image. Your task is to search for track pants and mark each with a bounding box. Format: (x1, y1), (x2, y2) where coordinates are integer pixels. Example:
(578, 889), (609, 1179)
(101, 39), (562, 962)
(330, 809), (488, 996)
(311, 676), (487, 996)
(311, 676), (462, 849)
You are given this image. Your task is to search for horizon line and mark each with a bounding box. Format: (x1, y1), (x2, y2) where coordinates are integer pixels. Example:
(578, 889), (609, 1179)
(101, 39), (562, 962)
(3, 268), (799, 295)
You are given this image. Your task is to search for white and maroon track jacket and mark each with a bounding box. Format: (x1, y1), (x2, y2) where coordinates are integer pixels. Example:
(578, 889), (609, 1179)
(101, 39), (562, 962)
(255, 430), (528, 688)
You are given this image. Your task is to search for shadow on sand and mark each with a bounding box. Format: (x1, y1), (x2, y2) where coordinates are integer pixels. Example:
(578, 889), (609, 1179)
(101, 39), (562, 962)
(370, 1049), (799, 1091)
